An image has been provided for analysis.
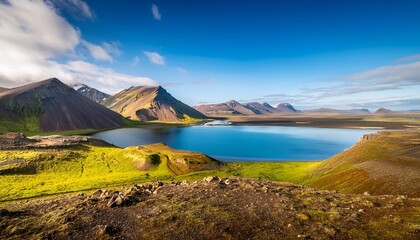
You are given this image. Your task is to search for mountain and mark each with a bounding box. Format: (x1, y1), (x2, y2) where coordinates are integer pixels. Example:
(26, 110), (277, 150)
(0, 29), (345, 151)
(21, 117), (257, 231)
(195, 101), (300, 116)
(276, 103), (300, 113)
(0, 78), (124, 132)
(375, 108), (393, 114)
(75, 84), (110, 103)
(0, 87), (9, 93)
(244, 102), (280, 114)
(194, 100), (258, 116)
(305, 108), (371, 114)
(102, 85), (206, 122)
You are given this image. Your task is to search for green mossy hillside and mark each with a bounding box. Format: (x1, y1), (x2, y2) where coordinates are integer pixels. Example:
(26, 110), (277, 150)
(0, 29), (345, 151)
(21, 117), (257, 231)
(0, 143), (221, 201)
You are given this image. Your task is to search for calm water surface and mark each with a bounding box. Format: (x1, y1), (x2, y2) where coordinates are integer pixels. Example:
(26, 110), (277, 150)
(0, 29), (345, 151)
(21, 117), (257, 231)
(91, 126), (375, 161)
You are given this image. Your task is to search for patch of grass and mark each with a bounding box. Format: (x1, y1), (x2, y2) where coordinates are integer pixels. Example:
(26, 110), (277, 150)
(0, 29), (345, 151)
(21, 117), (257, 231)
(0, 116), (40, 134)
(175, 161), (319, 184)
(0, 143), (318, 202)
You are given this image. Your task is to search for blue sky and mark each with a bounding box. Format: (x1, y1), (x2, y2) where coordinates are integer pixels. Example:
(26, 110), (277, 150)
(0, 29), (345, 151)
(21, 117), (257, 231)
(0, 0), (419, 110)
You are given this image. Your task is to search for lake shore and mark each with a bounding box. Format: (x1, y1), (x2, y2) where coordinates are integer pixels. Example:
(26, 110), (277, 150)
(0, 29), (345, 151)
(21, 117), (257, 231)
(222, 113), (420, 130)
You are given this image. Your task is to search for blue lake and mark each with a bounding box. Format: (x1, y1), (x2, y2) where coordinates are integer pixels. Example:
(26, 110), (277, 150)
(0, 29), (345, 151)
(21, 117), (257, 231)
(90, 126), (375, 161)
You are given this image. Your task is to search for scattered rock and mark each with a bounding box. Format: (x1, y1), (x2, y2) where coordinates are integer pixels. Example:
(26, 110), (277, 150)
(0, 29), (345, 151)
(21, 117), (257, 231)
(92, 190), (103, 198)
(204, 176), (219, 182)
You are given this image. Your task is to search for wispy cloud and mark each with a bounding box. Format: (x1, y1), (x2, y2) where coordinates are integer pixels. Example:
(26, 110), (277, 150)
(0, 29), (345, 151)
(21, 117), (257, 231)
(0, 0), (157, 89)
(81, 40), (113, 62)
(102, 41), (122, 56)
(396, 54), (420, 63)
(131, 56), (140, 66)
(239, 59), (420, 110)
(302, 60), (420, 99)
(143, 51), (165, 65)
(193, 78), (217, 85)
(54, 0), (94, 20)
(151, 4), (161, 20)
(175, 67), (188, 75)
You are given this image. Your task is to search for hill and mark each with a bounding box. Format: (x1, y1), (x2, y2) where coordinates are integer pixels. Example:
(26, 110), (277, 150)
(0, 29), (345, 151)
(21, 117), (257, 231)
(375, 108), (393, 114)
(307, 131), (420, 197)
(276, 103), (300, 113)
(244, 102), (280, 114)
(75, 84), (110, 103)
(194, 101), (300, 116)
(0, 134), (222, 201)
(102, 86), (206, 122)
(0, 78), (124, 132)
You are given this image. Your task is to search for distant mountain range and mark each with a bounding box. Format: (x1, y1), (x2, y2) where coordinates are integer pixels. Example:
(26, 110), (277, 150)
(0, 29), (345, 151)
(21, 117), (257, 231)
(102, 86), (206, 122)
(75, 84), (110, 103)
(0, 78), (408, 133)
(194, 101), (300, 116)
(0, 78), (124, 132)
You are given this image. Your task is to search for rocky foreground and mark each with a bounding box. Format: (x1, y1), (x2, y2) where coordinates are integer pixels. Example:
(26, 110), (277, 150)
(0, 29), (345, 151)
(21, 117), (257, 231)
(1, 177), (419, 240)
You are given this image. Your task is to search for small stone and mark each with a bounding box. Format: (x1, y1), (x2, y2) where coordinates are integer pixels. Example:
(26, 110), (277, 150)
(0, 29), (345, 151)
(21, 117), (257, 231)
(363, 192), (370, 196)
(358, 209), (364, 213)
(107, 195), (124, 208)
(205, 176), (218, 183)
(287, 223), (292, 228)
(181, 180), (189, 185)
(92, 190), (103, 198)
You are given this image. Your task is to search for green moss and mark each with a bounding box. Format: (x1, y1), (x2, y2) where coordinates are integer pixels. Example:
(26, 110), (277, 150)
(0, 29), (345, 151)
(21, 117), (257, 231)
(0, 144), (318, 202)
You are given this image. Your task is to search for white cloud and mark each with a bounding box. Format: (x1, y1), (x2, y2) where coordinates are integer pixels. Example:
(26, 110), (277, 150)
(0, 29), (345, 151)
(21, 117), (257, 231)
(81, 40), (113, 62)
(0, 0), (157, 89)
(144, 51), (165, 65)
(54, 0), (93, 20)
(64, 61), (157, 87)
(347, 61), (420, 85)
(151, 4), (161, 20)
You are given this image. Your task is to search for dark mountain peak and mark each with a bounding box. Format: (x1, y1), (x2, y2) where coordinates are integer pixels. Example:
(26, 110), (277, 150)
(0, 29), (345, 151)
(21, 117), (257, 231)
(0, 79), (123, 132)
(276, 103), (299, 112)
(375, 108), (392, 114)
(226, 100), (240, 107)
(36, 78), (66, 88)
(75, 84), (110, 103)
(263, 102), (274, 108)
(155, 85), (168, 94)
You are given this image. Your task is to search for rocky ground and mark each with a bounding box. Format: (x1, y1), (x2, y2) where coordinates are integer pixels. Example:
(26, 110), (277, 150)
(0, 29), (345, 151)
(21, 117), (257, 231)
(1, 177), (419, 240)
(0, 133), (112, 150)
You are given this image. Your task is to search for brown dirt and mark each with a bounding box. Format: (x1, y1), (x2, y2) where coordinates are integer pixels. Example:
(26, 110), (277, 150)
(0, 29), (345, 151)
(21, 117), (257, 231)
(1, 177), (419, 240)
(0, 133), (112, 150)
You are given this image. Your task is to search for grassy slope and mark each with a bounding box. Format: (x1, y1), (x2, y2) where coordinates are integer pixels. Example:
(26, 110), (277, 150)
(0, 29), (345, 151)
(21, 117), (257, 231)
(305, 131), (420, 197)
(0, 143), (222, 201)
(0, 143), (318, 202)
